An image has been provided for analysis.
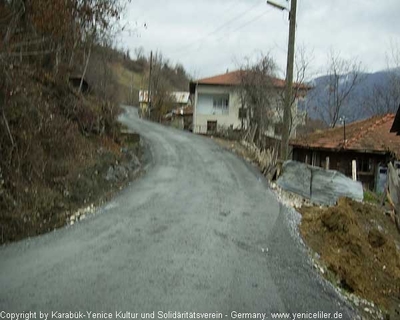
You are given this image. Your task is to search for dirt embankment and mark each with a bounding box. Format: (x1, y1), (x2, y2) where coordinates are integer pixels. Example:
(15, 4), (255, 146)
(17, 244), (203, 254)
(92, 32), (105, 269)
(299, 198), (400, 319)
(0, 67), (144, 244)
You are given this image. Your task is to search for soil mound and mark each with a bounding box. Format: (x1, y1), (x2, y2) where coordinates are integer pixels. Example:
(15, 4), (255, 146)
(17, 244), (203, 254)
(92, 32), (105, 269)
(299, 198), (400, 316)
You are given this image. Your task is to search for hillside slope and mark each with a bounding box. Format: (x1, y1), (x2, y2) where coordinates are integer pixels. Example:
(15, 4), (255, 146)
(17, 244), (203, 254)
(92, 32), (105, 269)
(0, 64), (144, 243)
(0, 45), (191, 244)
(304, 69), (400, 124)
(107, 50), (191, 107)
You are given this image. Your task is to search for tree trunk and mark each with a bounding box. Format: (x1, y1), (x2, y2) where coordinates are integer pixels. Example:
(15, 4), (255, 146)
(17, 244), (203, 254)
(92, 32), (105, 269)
(54, 44), (61, 75)
(79, 45), (91, 93)
(68, 40), (78, 70)
(2, 108), (14, 147)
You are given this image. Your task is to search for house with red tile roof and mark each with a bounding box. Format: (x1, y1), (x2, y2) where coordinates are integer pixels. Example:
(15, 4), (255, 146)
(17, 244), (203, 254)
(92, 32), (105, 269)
(290, 113), (400, 191)
(189, 70), (308, 136)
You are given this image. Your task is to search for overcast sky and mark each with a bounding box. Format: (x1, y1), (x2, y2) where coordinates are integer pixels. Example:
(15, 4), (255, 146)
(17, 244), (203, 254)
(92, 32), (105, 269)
(119, 0), (400, 80)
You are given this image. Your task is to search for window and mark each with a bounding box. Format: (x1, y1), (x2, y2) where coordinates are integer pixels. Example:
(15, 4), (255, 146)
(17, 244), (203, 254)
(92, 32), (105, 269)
(213, 95), (229, 115)
(357, 157), (372, 173)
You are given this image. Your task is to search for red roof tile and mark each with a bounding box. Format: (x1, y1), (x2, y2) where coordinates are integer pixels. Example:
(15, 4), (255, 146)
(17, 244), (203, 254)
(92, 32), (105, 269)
(194, 70), (309, 89)
(291, 114), (400, 157)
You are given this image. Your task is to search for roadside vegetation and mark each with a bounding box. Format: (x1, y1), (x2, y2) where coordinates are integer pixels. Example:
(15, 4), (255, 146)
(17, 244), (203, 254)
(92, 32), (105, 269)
(0, 0), (141, 243)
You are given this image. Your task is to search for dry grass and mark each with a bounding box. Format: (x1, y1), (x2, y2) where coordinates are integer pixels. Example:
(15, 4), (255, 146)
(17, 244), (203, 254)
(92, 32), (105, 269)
(0, 66), (132, 243)
(110, 62), (143, 104)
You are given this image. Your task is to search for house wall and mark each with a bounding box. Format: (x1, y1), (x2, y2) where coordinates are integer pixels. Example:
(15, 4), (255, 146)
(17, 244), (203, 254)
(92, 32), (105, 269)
(193, 84), (244, 134)
(193, 83), (305, 136)
(292, 147), (388, 191)
(267, 94), (304, 139)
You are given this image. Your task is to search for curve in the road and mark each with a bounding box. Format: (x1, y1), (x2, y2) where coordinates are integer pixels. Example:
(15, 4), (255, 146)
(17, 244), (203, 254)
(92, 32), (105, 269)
(0, 106), (357, 319)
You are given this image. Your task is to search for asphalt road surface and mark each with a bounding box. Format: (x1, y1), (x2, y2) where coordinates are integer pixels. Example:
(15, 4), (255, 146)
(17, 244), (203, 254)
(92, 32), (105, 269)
(0, 107), (357, 319)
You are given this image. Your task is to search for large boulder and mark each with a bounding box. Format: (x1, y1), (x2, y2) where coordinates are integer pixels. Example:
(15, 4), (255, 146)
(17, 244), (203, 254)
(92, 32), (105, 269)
(277, 161), (363, 206)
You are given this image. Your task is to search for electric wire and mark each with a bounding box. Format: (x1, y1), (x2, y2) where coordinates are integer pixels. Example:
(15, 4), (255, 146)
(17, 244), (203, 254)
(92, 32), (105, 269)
(173, 0), (263, 55)
(216, 8), (272, 41)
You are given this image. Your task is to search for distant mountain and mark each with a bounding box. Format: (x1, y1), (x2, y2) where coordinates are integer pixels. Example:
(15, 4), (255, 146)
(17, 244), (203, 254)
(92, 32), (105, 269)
(303, 68), (400, 125)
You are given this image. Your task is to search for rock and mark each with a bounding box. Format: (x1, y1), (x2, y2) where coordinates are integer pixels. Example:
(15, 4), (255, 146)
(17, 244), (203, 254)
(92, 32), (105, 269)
(353, 297), (360, 307)
(105, 166), (115, 181)
(129, 154), (141, 169)
(105, 165), (128, 182)
(80, 214), (86, 221)
(277, 160), (311, 199)
(277, 161), (363, 206)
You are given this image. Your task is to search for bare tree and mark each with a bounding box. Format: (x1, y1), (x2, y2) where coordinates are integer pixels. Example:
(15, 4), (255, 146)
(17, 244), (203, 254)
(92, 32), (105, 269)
(135, 47), (145, 60)
(237, 54), (278, 143)
(85, 44), (120, 102)
(147, 51), (175, 122)
(1, 0), (128, 77)
(1, 0), (26, 49)
(238, 50), (312, 144)
(310, 51), (364, 128)
(277, 45), (313, 137)
(363, 42), (400, 116)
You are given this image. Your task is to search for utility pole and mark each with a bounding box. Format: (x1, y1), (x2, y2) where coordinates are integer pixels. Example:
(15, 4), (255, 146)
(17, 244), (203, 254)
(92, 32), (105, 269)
(343, 118), (346, 147)
(130, 72), (134, 105)
(281, 0), (297, 160)
(340, 116), (346, 147)
(268, 0), (298, 160)
(147, 50), (153, 118)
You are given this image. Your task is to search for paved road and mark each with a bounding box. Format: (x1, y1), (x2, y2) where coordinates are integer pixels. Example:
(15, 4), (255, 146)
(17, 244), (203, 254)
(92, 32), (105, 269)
(0, 107), (356, 319)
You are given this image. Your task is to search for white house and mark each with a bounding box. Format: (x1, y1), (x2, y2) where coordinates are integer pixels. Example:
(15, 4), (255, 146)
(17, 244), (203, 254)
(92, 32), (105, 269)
(189, 70), (307, 137)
